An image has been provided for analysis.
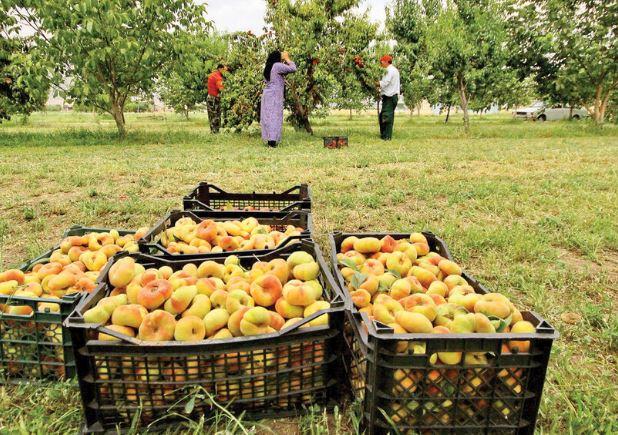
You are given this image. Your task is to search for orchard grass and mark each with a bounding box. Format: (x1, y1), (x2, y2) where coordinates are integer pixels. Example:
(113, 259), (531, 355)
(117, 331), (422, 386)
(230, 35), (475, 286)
(0, 111), (617, 433)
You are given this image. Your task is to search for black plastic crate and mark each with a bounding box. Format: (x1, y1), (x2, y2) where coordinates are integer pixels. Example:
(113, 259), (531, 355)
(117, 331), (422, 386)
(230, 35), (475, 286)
(66, 240), (346, 433)
(329, 232), (454, 310)
(138, 209), (313, 258)
(0, 226), (135, 382)
(342, 275), (558, 434)
(183, 182), (312, 212)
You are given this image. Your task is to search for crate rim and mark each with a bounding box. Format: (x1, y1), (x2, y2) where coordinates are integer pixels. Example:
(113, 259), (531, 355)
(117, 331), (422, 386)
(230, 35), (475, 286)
(183, 182), (312, 212)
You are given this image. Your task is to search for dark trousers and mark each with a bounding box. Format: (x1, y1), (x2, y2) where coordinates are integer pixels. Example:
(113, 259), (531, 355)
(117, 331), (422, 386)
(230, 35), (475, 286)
(207, 95), (221, 133)
(379, 94), (398, 140)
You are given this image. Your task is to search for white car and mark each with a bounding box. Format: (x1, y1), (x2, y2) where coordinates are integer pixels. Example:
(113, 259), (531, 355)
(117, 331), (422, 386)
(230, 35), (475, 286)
(513, 102), (588, 121)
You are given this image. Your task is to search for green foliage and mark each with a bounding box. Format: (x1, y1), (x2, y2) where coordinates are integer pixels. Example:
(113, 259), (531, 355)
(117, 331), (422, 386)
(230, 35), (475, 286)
(548, 0), (617, 124)
(10, 0), (210, 136)
(0, 8), (49, 122)
(221, 32), (267, 132)
(159, 33), (228, 118)
(265, 0), (378, 133)
(389, 0), (528, 127)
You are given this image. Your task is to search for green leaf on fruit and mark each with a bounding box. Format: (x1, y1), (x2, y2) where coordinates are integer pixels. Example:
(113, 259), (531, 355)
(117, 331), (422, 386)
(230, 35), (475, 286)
(378, 280), (391, 292)
(488, 315), (511, 333)
(387, 269), (401, 279)
(338, 258), (359, 271)
(351, 272), (367, 289)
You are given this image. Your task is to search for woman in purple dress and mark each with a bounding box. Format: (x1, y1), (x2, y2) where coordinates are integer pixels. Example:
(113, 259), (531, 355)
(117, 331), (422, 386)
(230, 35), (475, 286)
(260, 50), (297, 147)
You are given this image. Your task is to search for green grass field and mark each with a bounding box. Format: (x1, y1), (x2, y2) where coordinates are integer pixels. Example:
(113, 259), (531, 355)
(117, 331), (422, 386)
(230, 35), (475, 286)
(0, 111), (617, 433)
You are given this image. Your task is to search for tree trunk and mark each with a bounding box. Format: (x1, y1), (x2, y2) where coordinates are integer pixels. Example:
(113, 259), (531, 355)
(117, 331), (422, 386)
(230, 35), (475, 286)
(417, 104), (420, 116)
(349, 108), (353, 120)
(184, 108), (189, 120)
(458, 75), (469, 131)
(111, 99), (126, 137)
(445, 104), (451, 123)
(569, 106), (574, 120)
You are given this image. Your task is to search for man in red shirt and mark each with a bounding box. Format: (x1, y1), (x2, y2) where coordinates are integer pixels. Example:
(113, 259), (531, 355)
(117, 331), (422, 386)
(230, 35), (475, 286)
(206, 64), (227, 133)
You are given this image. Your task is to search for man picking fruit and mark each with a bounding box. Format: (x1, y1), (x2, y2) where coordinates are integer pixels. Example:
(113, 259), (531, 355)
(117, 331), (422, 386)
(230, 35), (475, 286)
(206, 64), (228, 134)
(378, 55), (400, 140)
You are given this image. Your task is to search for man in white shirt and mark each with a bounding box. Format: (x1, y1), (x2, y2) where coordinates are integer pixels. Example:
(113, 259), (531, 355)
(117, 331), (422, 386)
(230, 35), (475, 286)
(378, 54), (400, 140)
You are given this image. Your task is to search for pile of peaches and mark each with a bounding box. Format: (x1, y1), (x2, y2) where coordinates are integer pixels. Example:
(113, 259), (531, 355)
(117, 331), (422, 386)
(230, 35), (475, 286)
(0, 229), (148, 315)
(336, 233), (536, 360)
(155, 217), (305, 255)
(83, 251), (331, 342)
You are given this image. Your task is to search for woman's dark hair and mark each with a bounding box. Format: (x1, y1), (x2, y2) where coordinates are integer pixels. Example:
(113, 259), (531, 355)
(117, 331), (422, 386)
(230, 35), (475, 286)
(263, 50), (282, 81)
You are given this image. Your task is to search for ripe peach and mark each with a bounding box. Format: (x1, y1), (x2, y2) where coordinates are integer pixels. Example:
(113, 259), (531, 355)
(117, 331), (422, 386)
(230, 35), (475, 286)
(336, 251), (365, 267)
(196, 277), (218, 296)
(47, 271), (77, 292)
(0, 280), (18, 295)
(351, 289), (372, 308)
(275, 297), (304, 319)
(137, 279), (173, 310)
(286, 251), (315, 270)
(390, 278), (412, 300)
(226, 289), (255, 313)
(203, 308), (231, 337)
(303, 301), (330, 327)
(385, 251), (412, 277)
(223, 264), (244, 283)
(438, 259), (462, 276)
(473, 312), (496, 333)
(360, 259), (385, 276)
(427, 294), (446, 305)
(269, 311), (285, 330)
(250, 274), (283, 307)
(98, 325), (135, 341)
(508, 320), (535, 353)
(228, 306), (250, 336)
(164, 285), (198, 315)
(417, 260), (439, 277)
(388, 322), (409, 353)
(353, 237), (381, 254)
(380, 235), (397, 253)
(282, 280), (316, 307)
(211, 328), (233, 340)
(450, 313), (476, 333)
(0, 269), (25, 284)
(449, 292), (481, 312)
(112, 304), (148, 328)
(182, 294), (212, 318)
(474, 293), (512, 319)
(443, 274), (468, 291)
(240, 306), (271, 336)
(373, 299), (404, 324)
(395, 311), (433, 333)
(37, 296), (61, 313)
(80, 251), (108, 272)
(427, 281), (449, 297)
(268, 258), (290, 285)
(138, 310), (177, 341)
(399, 294), (437, 322)
(174, 315), (206, 341)
(359, 275), (379, 295)
(340, 267), (356, 282)
(340, 236), (358, 253)
(305, 280), (323, 300)
(158, 266), (173, 280)
(209, 289), (229, 309)
(408, 266), (436, 288)
(23, 282), (42, 296)
(36, 262), (63, 280)
(83, 305), (112, 324)
(100, 244), (122, 259)
(197, 260), (225, 279)
(292, 261), (319, 281)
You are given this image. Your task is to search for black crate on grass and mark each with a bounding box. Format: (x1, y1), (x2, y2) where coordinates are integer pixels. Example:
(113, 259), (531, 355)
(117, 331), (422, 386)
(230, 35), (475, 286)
(65, 240), (346, 433)
(0, 226), (134, 383)
(342, 274), (558, 435)
(183, 182), (312, 212)
(138, 209), (313, 258)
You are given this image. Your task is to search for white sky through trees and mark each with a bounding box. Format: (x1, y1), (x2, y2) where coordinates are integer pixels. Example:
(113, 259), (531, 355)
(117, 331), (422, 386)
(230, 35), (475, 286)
(205, 0), (388, 34)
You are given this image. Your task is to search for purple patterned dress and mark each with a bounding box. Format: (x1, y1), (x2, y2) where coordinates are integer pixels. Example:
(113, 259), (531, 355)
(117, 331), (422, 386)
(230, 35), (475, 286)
(260, 61), (297, 142)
